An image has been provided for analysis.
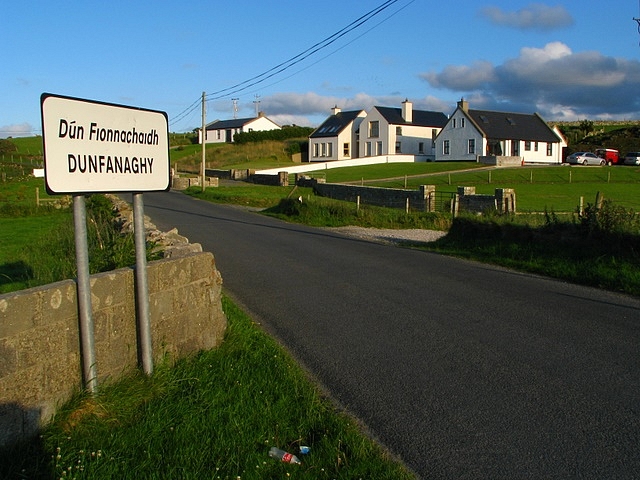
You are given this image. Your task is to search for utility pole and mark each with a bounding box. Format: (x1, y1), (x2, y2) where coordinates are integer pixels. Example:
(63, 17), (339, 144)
(201, 91), (206, 192)
(635, 0), (640, 43)
(253, 94), (260, 117)
(232, 98), (239, 119)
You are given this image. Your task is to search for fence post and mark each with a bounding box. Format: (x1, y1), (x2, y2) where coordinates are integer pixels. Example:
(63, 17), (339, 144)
(356, 195), (360, 212)
(405, 198), (409, 214)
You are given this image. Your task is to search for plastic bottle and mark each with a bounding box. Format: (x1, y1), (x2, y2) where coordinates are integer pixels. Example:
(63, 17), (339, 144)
(269, 446), (301, 464)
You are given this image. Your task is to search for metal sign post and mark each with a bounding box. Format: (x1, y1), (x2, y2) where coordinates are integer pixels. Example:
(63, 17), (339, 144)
(73, 194), (97, 394)
(41, 93), (169, 390)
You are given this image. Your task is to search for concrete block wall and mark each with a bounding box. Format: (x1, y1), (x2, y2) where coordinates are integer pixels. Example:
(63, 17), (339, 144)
(0, 251), (226, 447)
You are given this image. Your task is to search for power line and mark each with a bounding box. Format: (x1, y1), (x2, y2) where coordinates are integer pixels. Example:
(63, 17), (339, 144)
(204, 0), (399, 101)
(169, 0), (408, 128)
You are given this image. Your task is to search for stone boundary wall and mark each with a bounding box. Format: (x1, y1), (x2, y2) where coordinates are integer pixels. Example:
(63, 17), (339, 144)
(299, 177), (516, 214)
(0, 199), (227, 447)
(311, 181), (435, 212)
(456, 186), (517, 214)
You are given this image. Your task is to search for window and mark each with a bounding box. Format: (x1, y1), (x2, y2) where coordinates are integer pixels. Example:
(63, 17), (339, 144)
(369, 121), (379, 138)
(534, 142), (539, 152)
(461, 118), (465, 128)
(443, 140), (450, 155)
(395, 141), (401, 153)
(366, 142), (372, 156)
(216, 130), (220, 140)
(396, 126), (402, 136)
(376, 141), (383, 155)
(343, 143), (350, 157)
(468, 139), (475, 155)
(546, 143), (553, 156)
(327, 142), (333, 157)
(418, 142), (424, 154)
(452, 118), (456, 128)
(313, 143), (319, 157)
(525, 141), (531, 151)
(511, 140), (519, 156)
(321, 143), (326, 157)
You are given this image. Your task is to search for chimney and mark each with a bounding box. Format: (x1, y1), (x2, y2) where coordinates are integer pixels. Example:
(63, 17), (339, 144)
(331, 105), (341, 115)
(258, 111), (265, 117)
(457, 98), (469, 112)
(402, 99), (413, 123)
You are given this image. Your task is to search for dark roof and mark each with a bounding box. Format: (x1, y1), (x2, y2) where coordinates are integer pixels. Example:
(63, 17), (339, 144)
(310, 110), (364, 138)
(205, 117), (258, 130)
(375, 106), (448, 127)
(467, 109), (560, 142)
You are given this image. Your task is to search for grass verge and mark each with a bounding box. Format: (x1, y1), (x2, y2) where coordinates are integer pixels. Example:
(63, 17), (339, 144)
(423, 208), (640, 296)
(0, 296), (414, 480)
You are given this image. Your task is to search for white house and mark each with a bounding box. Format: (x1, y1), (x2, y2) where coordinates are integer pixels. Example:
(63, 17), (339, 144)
(435, 99), (566, 164)
(199, 113), (281, 144)
(359, 100), (448, 160)
(308, 107), (366, 162)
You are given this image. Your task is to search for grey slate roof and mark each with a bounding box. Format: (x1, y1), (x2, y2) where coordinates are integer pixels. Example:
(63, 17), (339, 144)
(467, 109), (560, 142)
(376, 106), (448, 127)
(310, 110), (364, 138)
(205, 117), (257, 130)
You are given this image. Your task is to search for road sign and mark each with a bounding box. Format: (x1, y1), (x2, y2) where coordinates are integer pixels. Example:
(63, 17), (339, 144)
(41, 93), (170, 194)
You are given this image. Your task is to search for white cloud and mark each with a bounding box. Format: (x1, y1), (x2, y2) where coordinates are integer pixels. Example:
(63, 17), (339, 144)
(419, 42), (640, 119)
(0, 122), (35, 139)
(207, 91), (457, 128)
(480, 3), (574, 31)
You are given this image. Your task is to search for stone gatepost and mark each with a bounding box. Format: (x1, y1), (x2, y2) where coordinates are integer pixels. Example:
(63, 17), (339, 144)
(421, 185), (437, 212)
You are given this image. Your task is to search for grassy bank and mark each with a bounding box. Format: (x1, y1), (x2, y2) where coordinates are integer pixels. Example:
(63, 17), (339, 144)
(424, 206), (640, 296)
(0, 296), (414, 480)
(0, 179), (152, 293)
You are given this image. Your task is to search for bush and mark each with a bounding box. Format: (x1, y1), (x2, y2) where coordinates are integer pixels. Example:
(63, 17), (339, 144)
(233, 126), (314, 144)
(0, 138), (17, 155)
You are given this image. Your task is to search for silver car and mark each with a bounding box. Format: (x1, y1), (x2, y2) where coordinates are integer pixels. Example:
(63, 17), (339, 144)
(623, 152), (640, 166)
(566, 152), (605, 166)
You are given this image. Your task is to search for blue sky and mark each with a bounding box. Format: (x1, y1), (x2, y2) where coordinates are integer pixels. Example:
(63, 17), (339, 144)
(2, 0), (640, 138)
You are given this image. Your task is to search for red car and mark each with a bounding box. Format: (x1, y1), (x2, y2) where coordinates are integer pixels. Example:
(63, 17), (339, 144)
(595, 148), (620, 165)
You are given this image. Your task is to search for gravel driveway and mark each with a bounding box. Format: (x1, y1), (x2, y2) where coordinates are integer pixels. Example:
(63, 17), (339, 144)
(322, 226), (447, 245)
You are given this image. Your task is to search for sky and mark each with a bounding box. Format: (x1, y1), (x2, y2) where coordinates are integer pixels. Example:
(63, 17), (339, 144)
(2, 0), (640, 138)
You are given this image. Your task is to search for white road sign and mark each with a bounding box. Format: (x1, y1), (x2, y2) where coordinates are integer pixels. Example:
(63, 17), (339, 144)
(41, 93), (170, 194)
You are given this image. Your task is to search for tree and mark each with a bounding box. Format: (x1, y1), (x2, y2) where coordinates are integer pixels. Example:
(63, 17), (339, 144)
(579, 119), (594, 138)
(0, 138), (17, 155)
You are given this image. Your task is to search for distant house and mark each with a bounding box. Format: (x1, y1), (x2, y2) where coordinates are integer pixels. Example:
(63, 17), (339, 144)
(309, 107), (366, 162)
(359, 100), (448, 160)
(199, 113), (281, 144)
(435, 99), (566, 164)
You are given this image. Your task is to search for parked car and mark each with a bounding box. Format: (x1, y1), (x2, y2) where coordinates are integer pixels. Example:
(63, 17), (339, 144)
(595, 148), (620, 165)
(565, 152), (605, 165)
(623, 152), (640, 166)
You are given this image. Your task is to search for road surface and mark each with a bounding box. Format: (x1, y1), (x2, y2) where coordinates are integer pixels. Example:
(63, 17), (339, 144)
(135, 190), (640, 479)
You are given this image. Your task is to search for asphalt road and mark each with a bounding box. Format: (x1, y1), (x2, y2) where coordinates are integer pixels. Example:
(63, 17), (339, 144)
(135, 190), (640, 479)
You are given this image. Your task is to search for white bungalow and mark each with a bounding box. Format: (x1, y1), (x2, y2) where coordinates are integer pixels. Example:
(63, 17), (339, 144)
(199, 112), (281, 144)
(435, 99), (566, 164)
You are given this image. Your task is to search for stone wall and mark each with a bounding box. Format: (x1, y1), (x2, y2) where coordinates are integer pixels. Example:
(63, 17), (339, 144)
(455, 186), (517, 214)
(0, 198), (227, 447)
(311, 181), (436, 212)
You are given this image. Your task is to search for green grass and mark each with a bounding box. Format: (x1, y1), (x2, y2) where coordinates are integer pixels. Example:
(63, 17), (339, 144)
(185, 184), (314, 209)
(370, 165), (640, 212)
(0, 214), (72, 292)
(0, 296), (414, 480)
(321, 161), (483, 183)
(265, 196), (452, 230)
(423, 209), (640, 296)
